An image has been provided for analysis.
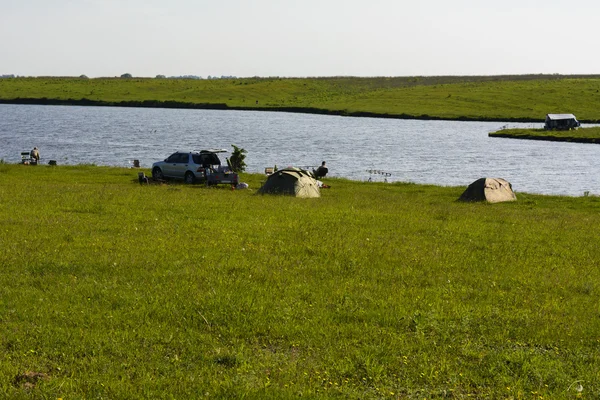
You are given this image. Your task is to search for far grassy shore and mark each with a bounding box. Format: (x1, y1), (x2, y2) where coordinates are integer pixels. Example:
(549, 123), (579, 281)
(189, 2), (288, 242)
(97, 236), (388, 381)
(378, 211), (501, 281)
(2, 75), (600, 122)
(489, 126), (600, 143)
(2, 163), (600, 398)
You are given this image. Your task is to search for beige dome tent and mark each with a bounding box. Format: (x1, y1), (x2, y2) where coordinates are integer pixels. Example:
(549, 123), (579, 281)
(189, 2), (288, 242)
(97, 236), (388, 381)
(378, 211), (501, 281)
(459, 178), (517, 203)
(258, 167), (321, 198)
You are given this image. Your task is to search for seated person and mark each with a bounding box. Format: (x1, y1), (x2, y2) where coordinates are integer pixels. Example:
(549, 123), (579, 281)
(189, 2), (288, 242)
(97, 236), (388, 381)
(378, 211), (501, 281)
(314, 161), (328, 179)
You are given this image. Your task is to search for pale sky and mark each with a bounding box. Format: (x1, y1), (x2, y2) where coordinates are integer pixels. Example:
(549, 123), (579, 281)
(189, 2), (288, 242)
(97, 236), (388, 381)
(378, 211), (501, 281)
(1, 0), (598, 78)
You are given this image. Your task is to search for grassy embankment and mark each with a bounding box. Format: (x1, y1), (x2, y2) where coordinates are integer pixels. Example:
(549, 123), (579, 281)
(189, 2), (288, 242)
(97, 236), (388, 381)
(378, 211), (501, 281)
(2, 164), (600, 398)
(2, 75), (600, 122)
(490, 126), (600, 144)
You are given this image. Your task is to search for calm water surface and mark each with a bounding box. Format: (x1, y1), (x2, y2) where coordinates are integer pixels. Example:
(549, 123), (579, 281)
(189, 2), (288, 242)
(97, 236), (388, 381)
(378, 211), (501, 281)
(1, 104), (599, 196)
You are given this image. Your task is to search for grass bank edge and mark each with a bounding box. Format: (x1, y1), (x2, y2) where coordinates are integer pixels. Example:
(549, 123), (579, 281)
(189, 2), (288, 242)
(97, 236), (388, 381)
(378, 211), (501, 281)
(0, 97), (547, 123)
(0, 162), (589, 201)
(489, 126), (600, 143)
(3, 75), (600, 122)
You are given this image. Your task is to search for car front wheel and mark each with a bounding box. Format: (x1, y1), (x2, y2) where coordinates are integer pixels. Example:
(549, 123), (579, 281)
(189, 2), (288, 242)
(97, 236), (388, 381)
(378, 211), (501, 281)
(152, 167), (164, 181)
(184, 171), (196, 184)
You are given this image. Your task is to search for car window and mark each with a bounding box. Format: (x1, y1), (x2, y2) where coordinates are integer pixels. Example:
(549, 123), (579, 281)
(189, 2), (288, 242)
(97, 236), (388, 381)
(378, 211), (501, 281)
(176, 153), (189, 163)
(166, 153), (179, 163)
(166, 153), (189, 163)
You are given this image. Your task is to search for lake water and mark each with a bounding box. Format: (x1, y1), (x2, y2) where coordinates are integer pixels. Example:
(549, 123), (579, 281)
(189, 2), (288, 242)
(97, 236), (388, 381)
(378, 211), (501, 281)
(1, 104), (599, 196)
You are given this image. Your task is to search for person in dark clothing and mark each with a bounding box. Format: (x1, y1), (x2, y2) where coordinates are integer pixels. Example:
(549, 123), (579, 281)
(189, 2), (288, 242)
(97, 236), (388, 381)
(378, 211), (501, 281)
(315, 161), (328, 179)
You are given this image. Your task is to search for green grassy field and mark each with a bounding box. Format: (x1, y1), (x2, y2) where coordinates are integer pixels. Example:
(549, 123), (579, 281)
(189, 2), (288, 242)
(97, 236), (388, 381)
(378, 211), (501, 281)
(2, 164), (600, 398)
(489, 126), (600, 143)
(2, 75), (600, 122)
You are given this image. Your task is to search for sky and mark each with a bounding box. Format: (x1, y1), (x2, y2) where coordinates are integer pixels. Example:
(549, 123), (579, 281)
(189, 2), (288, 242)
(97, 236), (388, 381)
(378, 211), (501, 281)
(1, 0), (598, 78)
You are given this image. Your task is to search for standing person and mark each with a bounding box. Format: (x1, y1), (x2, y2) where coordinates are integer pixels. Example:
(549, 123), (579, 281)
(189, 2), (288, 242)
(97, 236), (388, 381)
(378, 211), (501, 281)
(30, 147), (40, 164)
(315, 161), (328, 179)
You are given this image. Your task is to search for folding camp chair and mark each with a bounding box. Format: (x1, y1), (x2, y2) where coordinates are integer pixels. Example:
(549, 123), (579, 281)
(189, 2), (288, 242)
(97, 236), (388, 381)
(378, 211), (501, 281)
(20, 152), (32, 164)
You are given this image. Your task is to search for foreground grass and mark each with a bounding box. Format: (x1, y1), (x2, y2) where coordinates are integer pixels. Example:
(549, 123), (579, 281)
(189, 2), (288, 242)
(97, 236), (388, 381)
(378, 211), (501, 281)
(489, 126), (600, 143)
(2, 164), (600, 398)
(2, 75), (600, 121)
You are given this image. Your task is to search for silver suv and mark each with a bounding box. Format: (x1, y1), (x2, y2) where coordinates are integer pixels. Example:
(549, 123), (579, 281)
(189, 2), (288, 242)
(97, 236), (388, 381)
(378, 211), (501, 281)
(151, 150), (239, 185)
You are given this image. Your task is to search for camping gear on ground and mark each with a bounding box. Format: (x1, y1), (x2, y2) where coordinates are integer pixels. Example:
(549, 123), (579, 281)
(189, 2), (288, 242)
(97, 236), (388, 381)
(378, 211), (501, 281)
(459, 178), (517, 203)
(366, 169), (392, 182)
(138, 172), (149, 185)
(20, 152), (31, 164)
(258, 167), (321, 198)
(20, 150), (39, 165)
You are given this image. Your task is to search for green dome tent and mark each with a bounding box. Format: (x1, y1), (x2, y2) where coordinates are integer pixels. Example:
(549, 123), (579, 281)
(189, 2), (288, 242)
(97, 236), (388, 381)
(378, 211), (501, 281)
(258, 167), (321, 198)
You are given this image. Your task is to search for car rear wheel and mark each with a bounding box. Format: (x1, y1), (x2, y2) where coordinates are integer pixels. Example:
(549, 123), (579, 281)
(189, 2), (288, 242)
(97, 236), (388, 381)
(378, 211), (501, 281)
(152, 167), (164, 181)
(184, 171), (196, 184)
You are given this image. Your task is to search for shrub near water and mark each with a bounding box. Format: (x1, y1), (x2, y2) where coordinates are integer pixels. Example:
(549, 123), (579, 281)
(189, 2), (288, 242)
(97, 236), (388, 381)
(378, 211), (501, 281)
(2, 164), (600, 398)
